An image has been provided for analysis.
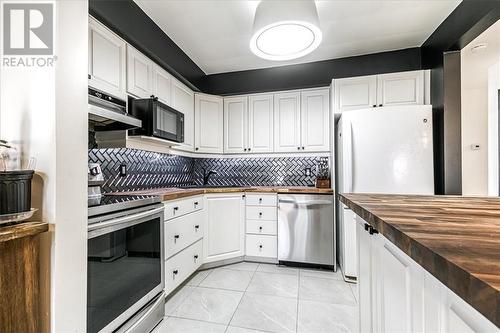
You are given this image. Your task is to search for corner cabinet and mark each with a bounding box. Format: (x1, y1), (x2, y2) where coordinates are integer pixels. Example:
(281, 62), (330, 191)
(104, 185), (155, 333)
(194, 93), (224, 153)
(355, 215), (497, 333)
(203, 193), (245, 263)
(88, 17), (126, 99)
(333, 70), (426, 114)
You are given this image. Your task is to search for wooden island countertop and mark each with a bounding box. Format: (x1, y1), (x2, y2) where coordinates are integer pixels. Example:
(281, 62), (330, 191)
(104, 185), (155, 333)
(338, 193), (500, 327)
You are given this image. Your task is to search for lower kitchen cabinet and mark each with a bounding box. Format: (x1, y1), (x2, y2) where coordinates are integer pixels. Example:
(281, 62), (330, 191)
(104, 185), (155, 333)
(165, 239), (203, 295)
(245, 234), (277, 258)
(355, 215), (497, 333)
(203, 193), (245, 263)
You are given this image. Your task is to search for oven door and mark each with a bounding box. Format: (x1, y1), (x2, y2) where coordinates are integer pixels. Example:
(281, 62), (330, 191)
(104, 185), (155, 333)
(87, 204), (164, 333)
(152, 101), (184, 143)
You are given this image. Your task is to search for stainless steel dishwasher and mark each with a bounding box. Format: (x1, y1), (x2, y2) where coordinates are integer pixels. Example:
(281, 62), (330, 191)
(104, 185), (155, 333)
(278, 194), (335, 269)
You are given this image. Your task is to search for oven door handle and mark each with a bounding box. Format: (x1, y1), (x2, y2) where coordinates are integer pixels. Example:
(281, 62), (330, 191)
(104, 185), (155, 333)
(88, 206), (164, 233)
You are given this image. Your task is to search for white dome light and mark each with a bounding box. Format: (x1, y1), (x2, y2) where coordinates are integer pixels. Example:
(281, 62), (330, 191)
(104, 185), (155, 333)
(250, 0), (322, 61)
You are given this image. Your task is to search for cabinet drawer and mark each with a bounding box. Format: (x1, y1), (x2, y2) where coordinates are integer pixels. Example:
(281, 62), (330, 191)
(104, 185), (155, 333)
(245, 235), (277, 258)
(246, 193), (277, 206)
(164, 195), (203, 221)
(165, 210), (204, 259)
(246, 206), (277, 221)
(246, 220), (277, 235)
(165, 239), (203, 295)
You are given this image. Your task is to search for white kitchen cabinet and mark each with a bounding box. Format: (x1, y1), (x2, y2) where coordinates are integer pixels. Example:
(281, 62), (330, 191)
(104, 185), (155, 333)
(126, 45), (153, 98)
(334, 75), (377, 112)
(224, 96), (248, 154)
(165, 239), (203, 295)
(274, 92), (301, 152)
(195, 93), (224, 154)
(171, 78), (195, 151)
(203, 193), (245, 263)
(248, 94), (274, 153)
(88, 17), (126, 99)
(152, 64), (171, 105)
(300, 89), (330, 152)
(377, 71), (424, 106)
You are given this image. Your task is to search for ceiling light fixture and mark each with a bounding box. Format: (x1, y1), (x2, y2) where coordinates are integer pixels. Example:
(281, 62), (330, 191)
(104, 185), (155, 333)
(250, 0), (322, 61)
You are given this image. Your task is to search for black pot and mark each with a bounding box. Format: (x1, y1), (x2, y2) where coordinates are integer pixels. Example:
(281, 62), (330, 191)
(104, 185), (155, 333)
(0, 170), (34, 215)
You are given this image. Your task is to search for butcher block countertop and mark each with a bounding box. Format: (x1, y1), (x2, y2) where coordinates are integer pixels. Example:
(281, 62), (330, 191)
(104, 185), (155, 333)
(338, 193), (500, 327)
(115, 186), (333, 201)
(0, 222), (48, 243)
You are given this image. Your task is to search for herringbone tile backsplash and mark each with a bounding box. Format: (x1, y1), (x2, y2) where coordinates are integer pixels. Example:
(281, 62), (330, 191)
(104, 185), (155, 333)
(88, 148), (326, 192)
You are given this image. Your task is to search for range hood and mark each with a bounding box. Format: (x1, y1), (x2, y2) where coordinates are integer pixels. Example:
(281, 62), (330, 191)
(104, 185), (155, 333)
(88, 88), (141, 131)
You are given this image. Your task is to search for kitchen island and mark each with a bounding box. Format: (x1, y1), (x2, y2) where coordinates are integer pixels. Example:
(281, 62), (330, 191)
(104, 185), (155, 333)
(339, 194), (499, 332)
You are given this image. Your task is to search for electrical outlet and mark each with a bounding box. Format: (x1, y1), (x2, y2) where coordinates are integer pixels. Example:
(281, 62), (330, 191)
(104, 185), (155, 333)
(304, 168), (311, 177)
(119, 164), (127, 176)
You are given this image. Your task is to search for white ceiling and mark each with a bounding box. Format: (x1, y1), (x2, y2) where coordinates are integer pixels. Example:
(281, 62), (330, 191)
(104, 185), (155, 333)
(134, 0), (462, 75)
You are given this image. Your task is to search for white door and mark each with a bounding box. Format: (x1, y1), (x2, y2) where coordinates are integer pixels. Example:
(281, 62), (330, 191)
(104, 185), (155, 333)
(171, 78), (195, 151)
(195, 93), (223, 153)
(248, 94), (274, 153)
(224, 96), (248, 154)
(152, 65), (171, 105)
(334, 75), (377, 113)
(126, 46), (153, 98)
(204, 193), (245, 263)
(88, 17), (126, 99)
(375, 235), (424, 333)
(301, 89), (330, 152)
(377, 71), (424, 106)
(356, 216), (375, 333)
(342, 105), (434, 194)
(274, 92), (301, 152)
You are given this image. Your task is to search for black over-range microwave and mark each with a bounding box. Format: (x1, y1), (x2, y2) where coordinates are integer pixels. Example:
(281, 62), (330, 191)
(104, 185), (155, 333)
(129, 96), (184, 143)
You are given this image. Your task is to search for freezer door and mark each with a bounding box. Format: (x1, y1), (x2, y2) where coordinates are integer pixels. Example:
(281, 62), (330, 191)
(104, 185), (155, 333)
(343, 105), (434, 194)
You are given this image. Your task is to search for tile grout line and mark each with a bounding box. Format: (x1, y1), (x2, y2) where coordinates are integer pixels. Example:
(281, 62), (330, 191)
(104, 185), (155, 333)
(225, 264), (256, 329)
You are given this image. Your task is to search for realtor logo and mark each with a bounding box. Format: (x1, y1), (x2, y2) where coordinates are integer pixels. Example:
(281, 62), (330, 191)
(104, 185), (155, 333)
(3, 3), (53, 55)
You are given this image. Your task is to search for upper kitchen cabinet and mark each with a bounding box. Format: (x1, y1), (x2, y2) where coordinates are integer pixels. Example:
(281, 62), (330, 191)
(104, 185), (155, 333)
(88, 17), (126, 99)
(171, 78), (195, 151)
(334, 75), (377, 112)
(301, 89), (330, 152)
(377, 70), (424, 106)
(248, 94), (274, 153)
(274, 92), (301, 152)
(126, 46), (154, 98)
(333, 70), (426, 113)
(152, 64), (171, 105)
(224, 96), (248, 154)
(195, 93), (223, 154)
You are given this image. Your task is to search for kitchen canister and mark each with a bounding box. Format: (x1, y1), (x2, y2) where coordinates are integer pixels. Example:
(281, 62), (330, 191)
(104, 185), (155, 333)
(0, 170), (34, 215)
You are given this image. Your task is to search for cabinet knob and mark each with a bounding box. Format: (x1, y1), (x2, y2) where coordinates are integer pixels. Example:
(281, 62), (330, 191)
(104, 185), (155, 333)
(259, 245), (263, 249)
(379, 104), (383, 107)
(244, 148), (247, 152)
(88, 74), (91, 80)
(194, 225), (200, 230)
(242, 194), (246, 199)
(259, 198), (262, 203)
(369, 227), (379, 235)
(248, 148), (251, 151)
(259, 226), (263, 231)
(372, 105), (377, 108)
(173, 270), (178, 275)
(297, 147), (301, 150)
(174, 235), (180, 240)
(195, 147), (199, 151)
(259, 212), (263, 217)
(301, 147), (305, 150)
(194, 201), (199, 206)
(173, 206), (179, 211)
(364, 223), (370, 231)
(194, 255), (199, 259)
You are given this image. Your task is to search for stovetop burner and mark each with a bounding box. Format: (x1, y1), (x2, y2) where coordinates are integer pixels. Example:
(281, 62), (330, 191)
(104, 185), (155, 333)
(88, 194), (161, 217)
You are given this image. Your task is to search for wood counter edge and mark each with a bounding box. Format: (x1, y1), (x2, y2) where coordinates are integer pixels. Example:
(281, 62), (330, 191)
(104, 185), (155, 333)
(0, 222), (49, 243)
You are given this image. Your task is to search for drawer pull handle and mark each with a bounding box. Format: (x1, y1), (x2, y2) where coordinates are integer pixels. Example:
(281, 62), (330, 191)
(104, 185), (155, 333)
(194, 202), (199, 206)
(173, 270), (178, 275)
(259, 245), (263, 249)
(174, 235), (180, 242)
(173, 207), (179, 214)
(259, 226), (263, 231)
(194, 255), (199, 259)
(194, 225), (200, 230)
(259, 198), (262, 203)
(369, 227), (379, 235)
(259, 212), (263, 218)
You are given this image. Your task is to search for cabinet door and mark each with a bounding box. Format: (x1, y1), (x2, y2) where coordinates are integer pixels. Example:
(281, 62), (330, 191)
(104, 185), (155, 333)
(204, 193), (245, 263)
(171, 78), (195, 151)
(248, 94), (274, 153)
(224, 96), (248, 154)
(300, 89), (330, 152)
(274, 92), (301, 152)
(88, 17), (126, 99)
(126, 46), (153, 98)
(194, 94), (223, 153)
(334, 76), (377, 112)
(377, 71), (424, 106)
(152, 65), (171, 105)
(356, 217), (375, 333)
(375, 235), (424, 333)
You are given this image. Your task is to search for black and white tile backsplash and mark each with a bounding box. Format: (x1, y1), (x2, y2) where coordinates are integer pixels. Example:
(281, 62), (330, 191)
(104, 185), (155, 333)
(88, 148), (327, 193)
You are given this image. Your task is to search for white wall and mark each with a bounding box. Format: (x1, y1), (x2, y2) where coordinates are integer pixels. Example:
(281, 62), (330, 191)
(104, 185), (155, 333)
(461, 20), (500, 196)
(0, 1), (88, 331)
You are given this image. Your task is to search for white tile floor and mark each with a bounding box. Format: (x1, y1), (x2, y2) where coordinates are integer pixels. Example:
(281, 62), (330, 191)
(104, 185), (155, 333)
(155, 262), (358, 333)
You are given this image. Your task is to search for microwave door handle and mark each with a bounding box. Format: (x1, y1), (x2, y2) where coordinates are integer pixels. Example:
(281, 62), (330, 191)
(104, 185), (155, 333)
(88, 206), (164, 236)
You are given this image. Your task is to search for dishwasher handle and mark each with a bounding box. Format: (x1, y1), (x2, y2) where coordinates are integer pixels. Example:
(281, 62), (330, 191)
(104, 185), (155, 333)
(279, 199), (332, 206)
